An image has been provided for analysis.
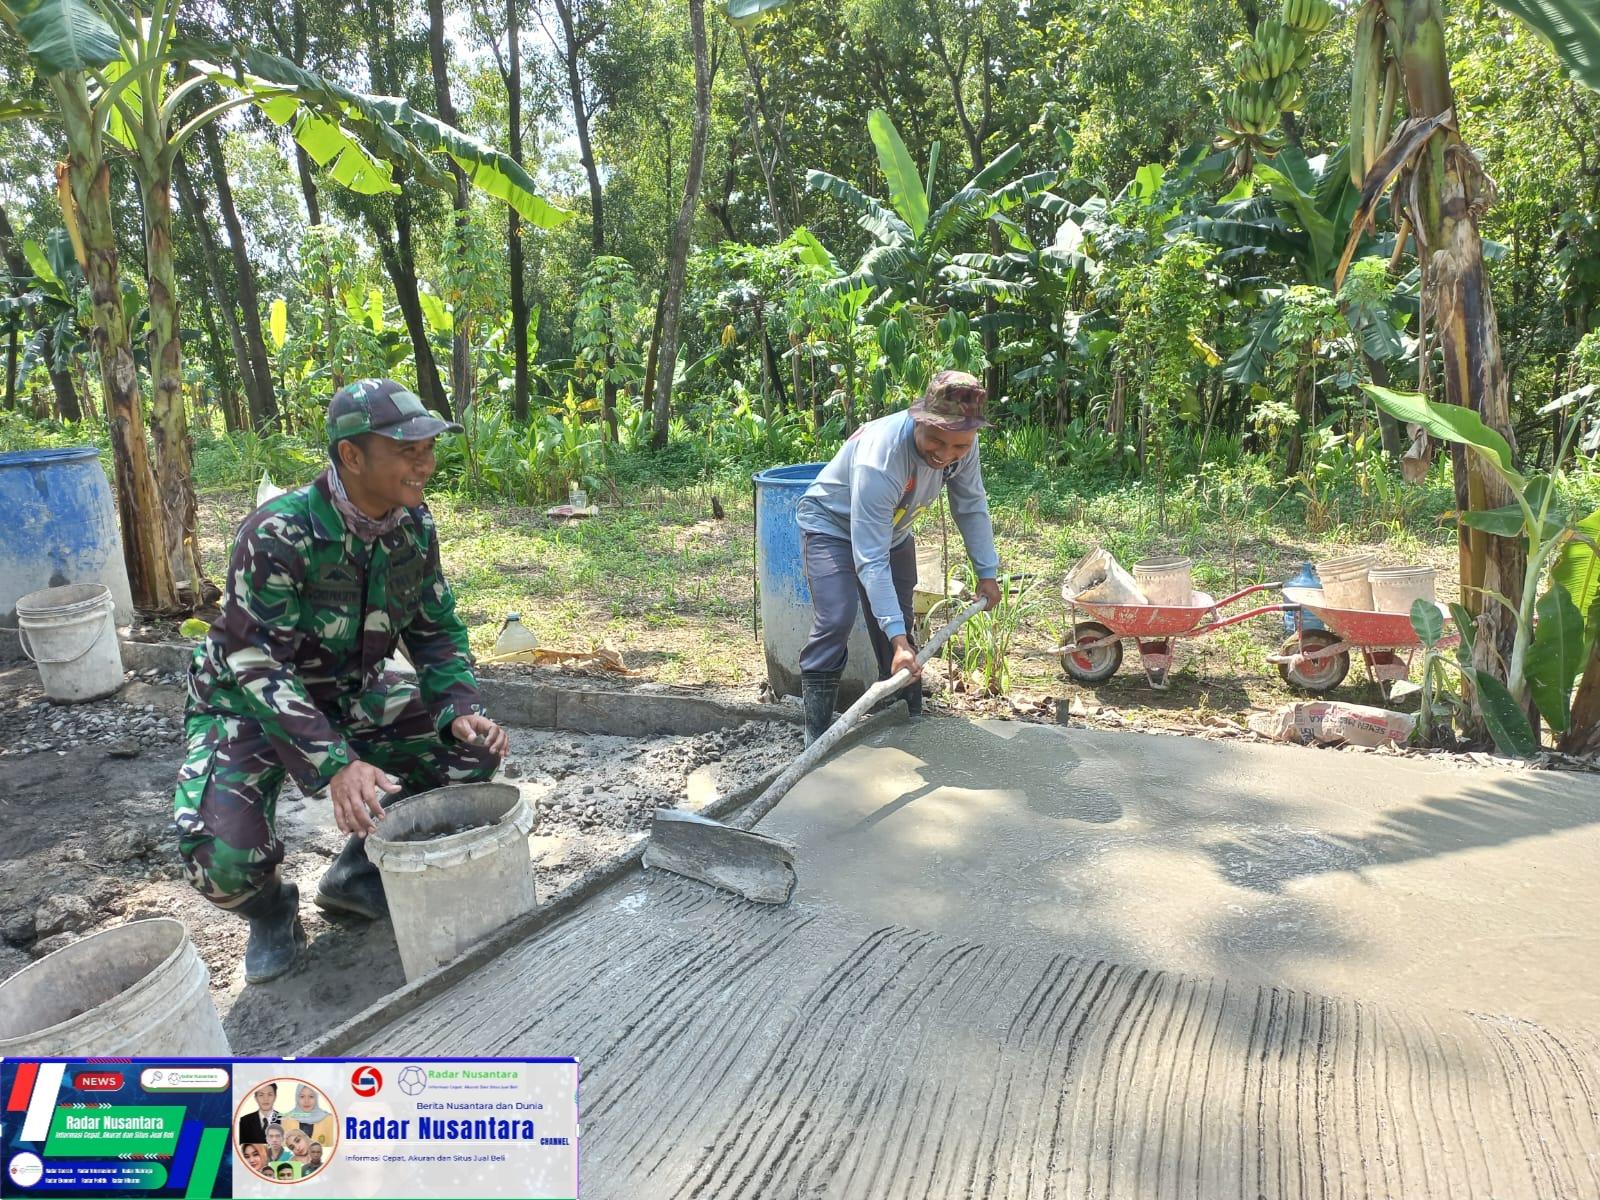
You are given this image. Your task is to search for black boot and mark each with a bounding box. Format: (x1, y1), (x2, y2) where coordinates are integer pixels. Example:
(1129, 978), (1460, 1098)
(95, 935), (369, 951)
(801, 670), (842, 746)
(904, 678), (924, 717)
(234, 876), (305, 983)
(314, 836), (387, 920)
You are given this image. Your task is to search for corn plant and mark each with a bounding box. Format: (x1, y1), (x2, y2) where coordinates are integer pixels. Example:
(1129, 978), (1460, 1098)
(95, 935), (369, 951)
(932, 572), (1045, 697)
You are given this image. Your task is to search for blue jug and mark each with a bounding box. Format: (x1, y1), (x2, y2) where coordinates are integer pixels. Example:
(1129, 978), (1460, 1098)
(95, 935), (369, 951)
(1284, 561), (1326, 633)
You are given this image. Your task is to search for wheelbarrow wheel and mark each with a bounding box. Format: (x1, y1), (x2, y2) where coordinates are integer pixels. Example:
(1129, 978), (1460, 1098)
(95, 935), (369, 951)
(1061, 621), (1122, 684)
(1278, 630), (1349, 692)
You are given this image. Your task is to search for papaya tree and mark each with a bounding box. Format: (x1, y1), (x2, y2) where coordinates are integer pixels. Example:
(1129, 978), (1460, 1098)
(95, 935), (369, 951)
(1, 0), (573, 610)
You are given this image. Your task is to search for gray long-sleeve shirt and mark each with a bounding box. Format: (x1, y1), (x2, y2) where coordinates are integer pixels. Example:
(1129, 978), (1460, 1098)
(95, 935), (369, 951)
(796, 410), (1000, 640)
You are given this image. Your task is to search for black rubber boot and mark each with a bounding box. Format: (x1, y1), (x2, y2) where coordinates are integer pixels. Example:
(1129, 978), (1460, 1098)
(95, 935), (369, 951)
(801, 670), (843, 746)
(234, 877), (305, 983)
(314, 836), (387, 920)
(904, 679), (924, 717)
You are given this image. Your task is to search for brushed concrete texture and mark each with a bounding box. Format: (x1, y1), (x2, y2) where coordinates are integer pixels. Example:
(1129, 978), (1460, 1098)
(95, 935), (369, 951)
(347, 719), (1600, 1198)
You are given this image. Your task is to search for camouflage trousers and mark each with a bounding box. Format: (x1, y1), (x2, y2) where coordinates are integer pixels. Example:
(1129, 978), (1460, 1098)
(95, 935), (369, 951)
(173, 673), (497, 907)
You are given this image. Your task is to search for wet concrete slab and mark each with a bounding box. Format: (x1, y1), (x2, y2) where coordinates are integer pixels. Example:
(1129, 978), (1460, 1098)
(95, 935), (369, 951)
(348, 719), (1600, 1198)
(764, 719), (1600, 1028)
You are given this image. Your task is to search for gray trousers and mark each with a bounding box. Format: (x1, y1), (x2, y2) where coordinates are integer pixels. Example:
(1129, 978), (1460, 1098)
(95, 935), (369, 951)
(800, 532), (918, 676)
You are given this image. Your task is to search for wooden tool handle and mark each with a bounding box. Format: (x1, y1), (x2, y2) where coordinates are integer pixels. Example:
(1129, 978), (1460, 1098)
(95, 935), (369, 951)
(733, 597), (990, 831)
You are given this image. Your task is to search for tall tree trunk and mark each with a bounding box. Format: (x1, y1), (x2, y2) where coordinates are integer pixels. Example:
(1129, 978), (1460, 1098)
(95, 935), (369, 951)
(142, 164), (204, 596)
(651, 0), (711, 449)
(289, 0), (323, 226)
(551, 0), (604, 255)
(363, 0), (448, 418)
(508, 0), (530, 422)
(52, 83), (175, 611)
(50, 368), (82, 421)
(1392, 0), (1525, 721)
(175, 153), (259, 431)
(1365, 354), (1405, 455)
(201, 123), (278, 428)
(737, 31), (787, 238)
(195, 281), (244, 434)
(0, 206), (26, 413)
(427, 0), (474, 417)
(641, 284), (666, 418)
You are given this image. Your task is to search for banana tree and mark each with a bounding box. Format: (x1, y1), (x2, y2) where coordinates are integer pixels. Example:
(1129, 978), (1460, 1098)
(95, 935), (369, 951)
(1371, 383), (1600, 754)
(1328, 0), (1600, 733)
(2, 0), (573, 610)
(0, 229), (89, 420)
(807, 109), (1059, 317)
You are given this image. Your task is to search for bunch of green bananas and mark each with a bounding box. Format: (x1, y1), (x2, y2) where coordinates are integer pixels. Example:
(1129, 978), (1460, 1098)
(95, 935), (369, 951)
(1282, 0), (1335, 35)
(1220, 11), (1310, 147)
(1347, 0), (1401, 187)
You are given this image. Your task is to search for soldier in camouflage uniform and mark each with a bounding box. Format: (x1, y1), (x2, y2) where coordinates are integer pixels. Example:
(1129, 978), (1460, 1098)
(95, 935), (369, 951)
(174, 379), (510, 982)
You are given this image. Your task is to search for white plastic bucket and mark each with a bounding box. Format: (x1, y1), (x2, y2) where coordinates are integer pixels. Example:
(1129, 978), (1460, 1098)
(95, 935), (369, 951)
(1132, 556), (1194, 606)
(1370, 565), (1436, 614)
(16, 582), (123, 702)
(367, 783), (538, 983)
(1316, 553), (1375, 611)
(0, 918), (229, 1055)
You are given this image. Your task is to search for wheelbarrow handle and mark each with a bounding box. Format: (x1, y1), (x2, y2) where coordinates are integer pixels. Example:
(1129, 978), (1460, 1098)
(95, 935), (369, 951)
(1214, 581), (1284, 608)
(733, 597), (990, 832)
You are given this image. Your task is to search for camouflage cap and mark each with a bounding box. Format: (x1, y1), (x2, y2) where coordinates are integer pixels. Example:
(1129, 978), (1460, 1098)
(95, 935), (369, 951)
(326, 378), (462, 447)
(909, 370), (990, 432)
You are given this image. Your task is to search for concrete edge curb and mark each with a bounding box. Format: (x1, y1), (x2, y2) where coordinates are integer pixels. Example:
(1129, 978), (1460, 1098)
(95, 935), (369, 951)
(3, 631), (802, 739)
(294, 708), (907, 1058)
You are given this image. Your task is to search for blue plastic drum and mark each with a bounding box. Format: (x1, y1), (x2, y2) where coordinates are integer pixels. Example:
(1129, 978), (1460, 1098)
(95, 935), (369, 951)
(753, 463), (878, 704)
(0, 447), (134, 627)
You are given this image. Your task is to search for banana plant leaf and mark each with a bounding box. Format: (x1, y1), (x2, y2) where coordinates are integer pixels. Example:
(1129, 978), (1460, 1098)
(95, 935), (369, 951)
(14, 0), (120, 73)
(1362, 384), (1524, 485)
(867, 109), (927, 238)
(1551, 509), (1600, 638)
(726, 0), (793, 25)
(1487, 0), (1600, 90)
(1465, 667), (1540, 756)
(1525, 585), (1587, 732)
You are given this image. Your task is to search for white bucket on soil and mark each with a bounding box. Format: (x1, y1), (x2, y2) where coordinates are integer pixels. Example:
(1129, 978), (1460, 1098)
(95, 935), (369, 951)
(16, 582), (123, 702)
(1370, 565), (1436, 614)
(367, 783), (538, 983)
(0, 918), (229, 1055)
(1316, 553), (1376, 611)
(1132, 556), (1194, 606)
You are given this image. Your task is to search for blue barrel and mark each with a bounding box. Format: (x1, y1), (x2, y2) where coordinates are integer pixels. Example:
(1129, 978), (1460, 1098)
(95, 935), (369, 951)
(0, 448), (134, 628)
(754, 463), (878, 704)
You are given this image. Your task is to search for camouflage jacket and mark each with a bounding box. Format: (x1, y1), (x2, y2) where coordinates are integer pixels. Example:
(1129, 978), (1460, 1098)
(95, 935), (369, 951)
(188, 469), (484, 792)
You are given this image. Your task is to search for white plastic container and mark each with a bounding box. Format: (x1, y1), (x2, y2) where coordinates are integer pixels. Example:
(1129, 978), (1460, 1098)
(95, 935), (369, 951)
(367, 783), (539, 983)
(0, 918), (229, 1056)
(1316, 553), (1376, 611)
(16, 582), (123, 702)
(1132, 556), (1194, 606)
(1369, 565), (1437, 614)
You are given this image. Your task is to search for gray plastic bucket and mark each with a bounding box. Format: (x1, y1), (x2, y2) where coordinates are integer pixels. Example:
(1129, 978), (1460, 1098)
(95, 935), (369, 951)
(367, 783), (539, 983)
(0, 918), (229, 1055)
(16, 582), (123, 702)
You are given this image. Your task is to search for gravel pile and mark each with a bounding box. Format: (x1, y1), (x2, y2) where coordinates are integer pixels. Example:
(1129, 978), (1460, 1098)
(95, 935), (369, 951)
(510, 721), (804, 834)
(0, 668), (185, 757)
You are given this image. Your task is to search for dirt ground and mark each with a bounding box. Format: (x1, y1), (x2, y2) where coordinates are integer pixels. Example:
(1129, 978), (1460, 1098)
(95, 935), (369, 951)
(0, 661), (802, 1056)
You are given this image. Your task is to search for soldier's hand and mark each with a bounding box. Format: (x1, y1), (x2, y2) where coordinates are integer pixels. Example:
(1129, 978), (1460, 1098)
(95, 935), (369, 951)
(329, 761), (401, 836)
(890, 635), (921, 680)
(451, 714), (509, 759)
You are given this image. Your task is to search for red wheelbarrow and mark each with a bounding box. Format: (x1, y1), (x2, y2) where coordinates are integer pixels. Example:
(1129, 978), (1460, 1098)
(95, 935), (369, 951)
(1059, 582), (1290, 690)
(1271, 585), (1456, 698)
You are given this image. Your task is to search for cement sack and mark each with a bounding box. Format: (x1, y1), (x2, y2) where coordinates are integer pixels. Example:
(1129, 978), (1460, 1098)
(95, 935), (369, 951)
(1063, 548), (1147, 605)
(1249, 701), (1416, 748)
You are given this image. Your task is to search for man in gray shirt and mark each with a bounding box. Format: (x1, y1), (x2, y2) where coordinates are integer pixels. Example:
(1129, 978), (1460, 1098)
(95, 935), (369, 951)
(795, 370), (1003, 743)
